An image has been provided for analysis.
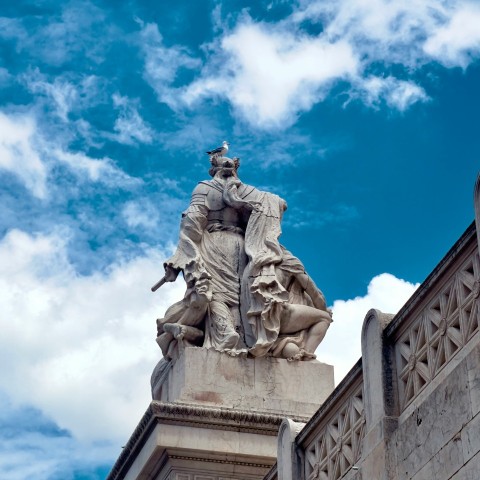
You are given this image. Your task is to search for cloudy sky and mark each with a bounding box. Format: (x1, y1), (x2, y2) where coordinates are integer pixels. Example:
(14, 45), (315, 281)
(0, 0), (479, 478)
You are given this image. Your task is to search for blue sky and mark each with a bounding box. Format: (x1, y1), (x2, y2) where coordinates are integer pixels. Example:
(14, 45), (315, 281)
(0, 0), (479, 478)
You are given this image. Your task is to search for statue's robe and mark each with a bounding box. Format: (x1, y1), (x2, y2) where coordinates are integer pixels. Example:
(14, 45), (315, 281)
(241, 191), (316, 357)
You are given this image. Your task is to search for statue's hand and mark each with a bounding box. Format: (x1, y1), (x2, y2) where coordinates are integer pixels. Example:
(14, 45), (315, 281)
(164, 265), (180, 282)
(245, 200), (262, 212)
(226, 177), (242, 188)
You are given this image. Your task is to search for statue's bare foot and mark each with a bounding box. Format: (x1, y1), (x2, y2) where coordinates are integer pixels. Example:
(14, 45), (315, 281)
(286, 348), (317, 362)
(302, 350), (317, 361)
(163, 323), (186, 340)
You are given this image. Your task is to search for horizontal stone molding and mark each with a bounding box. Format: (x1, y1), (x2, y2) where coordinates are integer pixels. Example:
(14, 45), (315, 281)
(169, 454), (272, 469)
(150, 401), (308, 433)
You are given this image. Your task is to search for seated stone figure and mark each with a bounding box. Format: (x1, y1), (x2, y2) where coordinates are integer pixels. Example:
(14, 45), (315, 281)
(155, 149), (332, 361)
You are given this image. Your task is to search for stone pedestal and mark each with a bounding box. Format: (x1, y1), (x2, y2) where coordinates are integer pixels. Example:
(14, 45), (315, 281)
(108, 348), (334, 480)
(152, 347), (334, 419)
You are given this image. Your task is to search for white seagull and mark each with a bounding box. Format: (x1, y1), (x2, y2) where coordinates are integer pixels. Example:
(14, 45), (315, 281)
(206, 141), (229, 157)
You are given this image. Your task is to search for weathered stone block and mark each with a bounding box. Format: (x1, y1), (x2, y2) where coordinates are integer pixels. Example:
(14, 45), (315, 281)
(450, 451), (480, 480)
(394, 358), (472, 479)
(431, 435), (464, 479)
(152, 347), (334, 419)
(461, 411), (480, 463)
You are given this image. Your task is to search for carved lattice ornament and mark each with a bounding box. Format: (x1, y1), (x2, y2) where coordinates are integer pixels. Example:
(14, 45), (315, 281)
(396, 250), (480, 410)
(305, 383), (365, 480)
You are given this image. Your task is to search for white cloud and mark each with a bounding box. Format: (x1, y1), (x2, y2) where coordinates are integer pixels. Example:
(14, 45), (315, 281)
(0, 415), (115, 480)
(55, 149), (140, 187)
(318, 273), (420, 384)
(0, 229), (185, 443)
(24, 70), (102, 122)
(122, 199), (160, 229)
(423, 3), (480, 68)
(354, 76), (429, 111)
(0, 108), (140, 197)
(293, 0), (480, 71)
(182, 21), (358, 128)
(1, 2), (110, 67)
(111, 93), (155, 145)
(0, 112), (47, 199)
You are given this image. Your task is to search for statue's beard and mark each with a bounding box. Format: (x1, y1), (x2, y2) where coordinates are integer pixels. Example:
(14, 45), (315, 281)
(222, 176), (244, 208)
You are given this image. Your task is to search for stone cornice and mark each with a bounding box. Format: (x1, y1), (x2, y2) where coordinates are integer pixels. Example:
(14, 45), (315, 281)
(150, 401), (309, 432)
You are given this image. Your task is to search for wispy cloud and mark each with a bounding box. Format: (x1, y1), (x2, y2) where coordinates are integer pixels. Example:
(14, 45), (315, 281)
(23, 69), (104, 122)
(350, 76), (429, 111)
(0, 109), (139, 199)
(54, 149), (141, 186)
(182, 20), (358, 129)
(122, 199), (161, 229)
(110, 93), (155, 145)
(0, 2), (113, 66)
(138, 21), (201, 107)
(0, 112), (48, 199)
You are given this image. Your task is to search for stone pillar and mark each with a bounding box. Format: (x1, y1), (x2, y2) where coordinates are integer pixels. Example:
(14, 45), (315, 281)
(276, 418), (305, 480)
(359, 308), (397, 480)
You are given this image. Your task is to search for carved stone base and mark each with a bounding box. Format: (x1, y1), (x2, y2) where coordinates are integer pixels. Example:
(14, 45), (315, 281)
(107, 348), (335, 479)
(151, 346), (335, 419)
(107, 401), (283, 480)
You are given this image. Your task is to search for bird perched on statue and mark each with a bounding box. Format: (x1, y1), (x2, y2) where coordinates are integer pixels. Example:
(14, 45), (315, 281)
(206, 141), (229, 158)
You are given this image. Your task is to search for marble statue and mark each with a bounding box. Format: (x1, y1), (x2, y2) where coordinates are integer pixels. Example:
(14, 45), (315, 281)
(154, 144), (332, 361)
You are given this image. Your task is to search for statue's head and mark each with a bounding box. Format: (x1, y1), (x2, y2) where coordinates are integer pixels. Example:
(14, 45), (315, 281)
(209, 156), (240, 178)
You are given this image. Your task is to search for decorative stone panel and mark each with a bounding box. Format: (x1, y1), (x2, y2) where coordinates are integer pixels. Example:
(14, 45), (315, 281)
(396, 250), (480, 410)
(304, 382), (365, 480)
